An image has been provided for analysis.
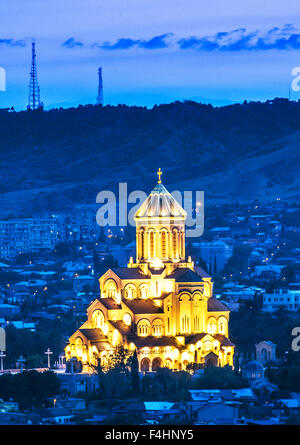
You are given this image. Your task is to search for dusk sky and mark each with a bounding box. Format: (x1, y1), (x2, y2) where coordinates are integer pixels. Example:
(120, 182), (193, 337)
(1, 0), (300, 110)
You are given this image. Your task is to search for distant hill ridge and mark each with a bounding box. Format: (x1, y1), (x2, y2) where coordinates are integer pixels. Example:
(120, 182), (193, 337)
(0, 98), (299, 217)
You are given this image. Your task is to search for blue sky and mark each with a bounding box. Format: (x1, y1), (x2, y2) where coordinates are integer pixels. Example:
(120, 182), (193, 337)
(1, 0), (300, 110)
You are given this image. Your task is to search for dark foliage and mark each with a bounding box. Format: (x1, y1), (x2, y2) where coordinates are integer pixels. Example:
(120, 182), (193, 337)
(0, 370), (60, 409)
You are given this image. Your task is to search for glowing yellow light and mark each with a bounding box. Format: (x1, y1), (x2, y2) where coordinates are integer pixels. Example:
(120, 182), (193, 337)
(112, 329), (119, 346)
(102, 323), (108, 336)
(114, 292), (121, 305)
(123, 313), (132, 326)
(151, 258), (164, 269)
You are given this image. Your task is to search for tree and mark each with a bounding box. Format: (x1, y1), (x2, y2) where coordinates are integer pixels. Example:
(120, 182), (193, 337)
(129, 350), (140, 396)
(192, 365), (247, 389)
(96, 347), (132, 400)
(0, 371), (60, 409)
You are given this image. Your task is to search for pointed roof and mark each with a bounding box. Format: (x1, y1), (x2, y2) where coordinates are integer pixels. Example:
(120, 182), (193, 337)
(135, 182), (186, 220)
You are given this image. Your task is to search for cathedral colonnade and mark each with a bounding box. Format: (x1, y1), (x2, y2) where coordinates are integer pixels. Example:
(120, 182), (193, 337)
(137, 226), (185, 262)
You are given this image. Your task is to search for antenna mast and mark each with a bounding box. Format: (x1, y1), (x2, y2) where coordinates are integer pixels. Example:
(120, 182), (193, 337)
(27, 41), (43, 110)
(97, 67), (103, 106)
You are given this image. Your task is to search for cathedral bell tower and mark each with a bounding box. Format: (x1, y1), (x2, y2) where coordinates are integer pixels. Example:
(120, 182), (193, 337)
(133, 169), (188, 269)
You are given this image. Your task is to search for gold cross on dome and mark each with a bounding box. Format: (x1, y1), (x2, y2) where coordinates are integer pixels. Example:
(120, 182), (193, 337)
(157, 168), (162, 184)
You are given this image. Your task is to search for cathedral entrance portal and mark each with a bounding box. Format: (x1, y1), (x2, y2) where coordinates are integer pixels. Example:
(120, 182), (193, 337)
(205, 352), (218, 367)
(152, 357), (162, 371)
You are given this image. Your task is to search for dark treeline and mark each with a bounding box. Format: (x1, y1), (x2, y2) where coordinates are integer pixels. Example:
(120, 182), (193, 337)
(0, 98), (300, 192)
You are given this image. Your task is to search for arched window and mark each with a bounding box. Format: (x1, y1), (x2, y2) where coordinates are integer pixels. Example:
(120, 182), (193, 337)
(141, 230), (145, 259)
(179, 293), (191, 333)
(152, 357), (162, 371)
(204, 341), (212, 352)
(137, 319), (151, 336)
(172, 229), (178, 258)
(122, 313), (132, 326)
(124, 284), (136, 299)
(180, 229), (184, 258)
(152, 319), (164, 336)
(75, 337), (83, 357)
(194, 314), (200, 332)
(218, 316), (227, 335)
(161, 229), (168, 259)
(91, 309), (105, 329)
(181, 314), (190, 333)
(104, 279), (117, 299)
(139, 284), (149, 299)
(140, 357), (150, 372)
(207, 317), (217, 334)
(149, 230), (155, 258)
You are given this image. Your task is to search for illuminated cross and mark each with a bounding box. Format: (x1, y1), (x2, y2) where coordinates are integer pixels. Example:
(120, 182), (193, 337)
(157, 168), (162, 184)
(45, 348), (53, 368)
(0, 351), (6, 372)
(17, 355), (25, 372)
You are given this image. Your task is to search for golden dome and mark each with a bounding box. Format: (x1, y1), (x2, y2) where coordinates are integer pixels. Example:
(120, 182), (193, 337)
(134, 182), (187, 220)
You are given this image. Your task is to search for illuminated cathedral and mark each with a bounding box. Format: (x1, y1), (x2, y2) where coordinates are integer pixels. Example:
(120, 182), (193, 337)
(65, 170), (234, 372)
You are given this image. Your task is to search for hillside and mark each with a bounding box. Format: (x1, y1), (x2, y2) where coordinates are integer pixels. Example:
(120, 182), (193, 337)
(0, 98), (299, 217)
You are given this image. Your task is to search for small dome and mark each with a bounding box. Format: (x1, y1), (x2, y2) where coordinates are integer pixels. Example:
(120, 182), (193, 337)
(243, 360), (264, 371)
(135, 182), (186, 220)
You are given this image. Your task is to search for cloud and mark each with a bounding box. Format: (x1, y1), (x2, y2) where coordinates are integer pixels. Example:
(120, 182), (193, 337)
(178, 24), (300, 51)
(62, 26), (300, 53)
(0, 39), (27, 47)
(62, 37), (84, 48)
(92, 33), (173, 50)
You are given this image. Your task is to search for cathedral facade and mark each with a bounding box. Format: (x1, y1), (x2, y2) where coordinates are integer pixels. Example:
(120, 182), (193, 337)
(65, 173), (234, 372)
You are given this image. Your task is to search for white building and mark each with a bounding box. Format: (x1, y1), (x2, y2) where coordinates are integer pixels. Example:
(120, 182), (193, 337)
(263, 288), (300, 312)
(0, 217), (60, 258)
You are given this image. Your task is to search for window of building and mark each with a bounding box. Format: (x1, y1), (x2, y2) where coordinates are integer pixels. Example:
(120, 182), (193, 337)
(139, 284), (149, 299)
(152, 319), (164, 336)
(181, 314), (190, 333)
(137, 319), (150, 336)
(124, 284), (136, 299)
(172, 229), (178, 258)
(161, 230), (168, 259)
(104, 279), (117, 298)
(207, 317), (217, 334)
(218, 316), (227, 335)
(149, 230), (155, 258)
(91, 310), (105, 329)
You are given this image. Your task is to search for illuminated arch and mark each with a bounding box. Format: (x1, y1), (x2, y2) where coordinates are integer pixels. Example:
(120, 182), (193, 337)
(207, 317), (217, 334)
(124, 283), (137, 299)
(165, 358), (172, 369)
(139, 228), (145, 260)
(217, 316), (227, 335)
(137, 319), (151, 336)
(148, 228), (156, 259)
(122, 312), (132, 326)
(160, 228), (169, 259)
(104, 278), (118, 298)
(140, 357), (150, 372)
(75, 336), (84, 358)
(152, 357), (162, 371)
(179, 292), (191, 333)
(152, 318), (164, 337)
(172, 228), (179, 259)
(139, 283), (149, 299)
(91, 309), (105, 329)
